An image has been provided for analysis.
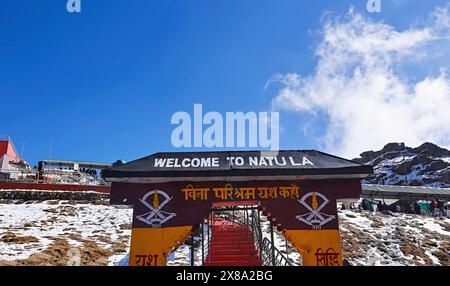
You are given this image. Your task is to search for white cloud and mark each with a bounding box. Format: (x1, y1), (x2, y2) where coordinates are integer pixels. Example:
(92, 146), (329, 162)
(270, 4), (450, 158)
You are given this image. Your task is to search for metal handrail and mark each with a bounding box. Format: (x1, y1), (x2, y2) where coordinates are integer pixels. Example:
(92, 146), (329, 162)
(250, 208), (292, 266)
(260, 237), (293, 266)
(251, 209), (263, 258)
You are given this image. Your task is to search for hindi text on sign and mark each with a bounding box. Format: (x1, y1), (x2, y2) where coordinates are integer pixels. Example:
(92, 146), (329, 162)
(181, 184), (300, 201)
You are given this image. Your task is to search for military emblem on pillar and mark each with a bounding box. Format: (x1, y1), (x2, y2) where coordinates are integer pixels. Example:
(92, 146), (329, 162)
(296, 192), (336, 230)
(136, 190), (176, 228)
(126, 188), (191, 266)
(282, 190), (343, 266)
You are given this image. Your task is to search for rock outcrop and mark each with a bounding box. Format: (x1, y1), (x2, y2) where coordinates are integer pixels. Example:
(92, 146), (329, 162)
(353, 142), (450, 187)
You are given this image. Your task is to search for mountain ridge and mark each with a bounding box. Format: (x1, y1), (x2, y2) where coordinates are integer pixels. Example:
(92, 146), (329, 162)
(353, 142), (450, 188)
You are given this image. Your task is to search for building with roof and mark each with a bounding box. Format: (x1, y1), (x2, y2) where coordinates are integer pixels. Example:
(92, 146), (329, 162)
(38, 159), (112, 172)
(0, 136), (24, 172)
(0, 136), (21, 166)
(361, 184), (450, 201)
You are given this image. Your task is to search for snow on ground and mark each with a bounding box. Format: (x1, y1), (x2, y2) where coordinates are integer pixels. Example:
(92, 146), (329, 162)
(0, 200), (132, 265)
(0, 199), (449, 266)
(339, 209), (450, 266)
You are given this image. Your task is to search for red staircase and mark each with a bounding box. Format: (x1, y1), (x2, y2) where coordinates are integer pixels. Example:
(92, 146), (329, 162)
(204, 217), (261, 266)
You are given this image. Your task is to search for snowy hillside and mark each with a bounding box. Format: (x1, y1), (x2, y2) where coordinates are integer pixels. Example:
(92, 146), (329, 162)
(0, 199), (448, 266)
(339, 208), (450, 266)
(353, 142), (450, 188)
(0, 199), (131, 266)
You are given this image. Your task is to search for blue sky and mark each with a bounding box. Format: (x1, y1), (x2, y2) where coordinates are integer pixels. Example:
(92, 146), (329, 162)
(1, 0), (449, 165)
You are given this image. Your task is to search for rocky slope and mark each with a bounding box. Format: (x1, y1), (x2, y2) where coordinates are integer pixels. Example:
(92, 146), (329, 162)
(353, 142), (450, 188)
(339, 208), (450, 266)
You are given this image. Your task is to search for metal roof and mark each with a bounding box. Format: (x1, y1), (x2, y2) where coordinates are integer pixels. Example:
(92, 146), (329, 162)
(102, 150), (373, 183)
(362, 184), (450, 200)
(40, 160), (112, 168)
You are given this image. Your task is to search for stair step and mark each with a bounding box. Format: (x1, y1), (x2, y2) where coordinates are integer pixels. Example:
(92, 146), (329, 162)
(211, 236), (253, 240)
(206, 255), (259, 261)
(209, 247), (255, 252)
(211, 241), (252, 245)
(209, 244), (256, 249)
(212, 235), (252, 239)
(212, 232), (251, 236)
(206, 219), (260, 266)
(212, 234), (253, 238)
(212, 230), (252, 233)
(211, 239), (253, 245)
(210, 244), (254, 249)
(209, 249), (256, 256)
(210, 239), (254, 244)
(204, 261), (261, 266)
(213, 228), (250, 231)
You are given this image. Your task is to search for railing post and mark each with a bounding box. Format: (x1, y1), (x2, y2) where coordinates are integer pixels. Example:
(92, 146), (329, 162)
(190, 231), (195, 266)
(208, 213), (211, 263)
(269, 220), (276, 266)
(246, 209), (249, 227)
(257, 209), (263, 247)
(201, 222), (204, 265)
(285, 235), (289, 259)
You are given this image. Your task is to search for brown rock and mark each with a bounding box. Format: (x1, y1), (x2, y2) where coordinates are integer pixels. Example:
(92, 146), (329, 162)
(0, 233), (39, 244)
(393, 161), (413, 175)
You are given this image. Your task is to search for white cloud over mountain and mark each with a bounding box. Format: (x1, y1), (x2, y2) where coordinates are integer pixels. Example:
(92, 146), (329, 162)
(270, 4), (450, 158)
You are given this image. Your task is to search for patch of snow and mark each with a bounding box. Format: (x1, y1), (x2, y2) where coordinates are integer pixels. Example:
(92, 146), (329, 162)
(111, 253), (129, 266)
(441, 157), (450, 163)
(0, 200), (132, 262)
(422, 219), (450, 236)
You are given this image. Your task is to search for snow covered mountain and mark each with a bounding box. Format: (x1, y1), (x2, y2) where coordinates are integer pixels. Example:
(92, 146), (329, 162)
(353, 142), (450, 188)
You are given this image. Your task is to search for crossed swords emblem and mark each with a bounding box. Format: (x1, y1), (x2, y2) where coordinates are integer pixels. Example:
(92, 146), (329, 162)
(136, 190), (176, 228)
(295, 192), (335, 230)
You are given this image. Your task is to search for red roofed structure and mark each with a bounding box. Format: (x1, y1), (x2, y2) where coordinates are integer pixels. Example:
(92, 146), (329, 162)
(0, 136), (21, 171)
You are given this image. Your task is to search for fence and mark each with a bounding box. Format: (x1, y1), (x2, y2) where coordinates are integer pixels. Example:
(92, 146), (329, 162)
(0, 168), (109, 186)
(0, 181), (111, 193)
(250, 208), (293, 266)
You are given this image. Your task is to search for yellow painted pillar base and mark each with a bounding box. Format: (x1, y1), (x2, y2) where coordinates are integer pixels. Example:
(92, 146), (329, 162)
(129, 226), (192, 266)
(284, 230), (343, 266)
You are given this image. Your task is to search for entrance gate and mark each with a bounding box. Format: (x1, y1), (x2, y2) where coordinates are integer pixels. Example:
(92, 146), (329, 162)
(102, 150), (373, 266)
